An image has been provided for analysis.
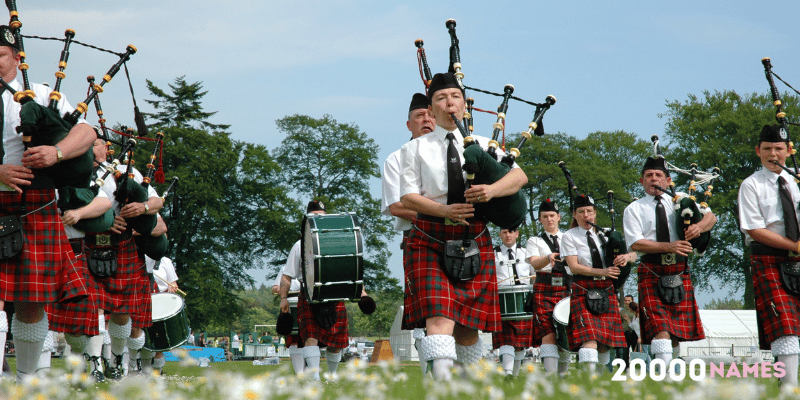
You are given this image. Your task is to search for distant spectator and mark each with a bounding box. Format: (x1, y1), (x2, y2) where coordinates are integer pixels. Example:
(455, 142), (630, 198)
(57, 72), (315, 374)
(188, 330), (196, 346)
(247, 334), (255, 344)
(197, 333), (206, 348)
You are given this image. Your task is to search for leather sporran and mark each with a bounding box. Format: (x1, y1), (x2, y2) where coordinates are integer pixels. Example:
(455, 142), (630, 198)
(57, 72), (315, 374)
(585, 289), (610, 315)
(657, 274), (685, 305)
(0, 215), (23, 260)
(86, 247), (118, 278)
(442, 239), (481, 281)
(312, 302), (337, 329)
(779, 262), (800, 297)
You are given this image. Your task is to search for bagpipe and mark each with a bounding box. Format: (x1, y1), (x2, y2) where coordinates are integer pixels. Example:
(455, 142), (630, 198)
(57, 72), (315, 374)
(761, 57), (799, 175)
(649, 135), (719, 255)
(415, 19), (557, 229)
(558, 161), (632, 290)
(0, 1), (138, 190)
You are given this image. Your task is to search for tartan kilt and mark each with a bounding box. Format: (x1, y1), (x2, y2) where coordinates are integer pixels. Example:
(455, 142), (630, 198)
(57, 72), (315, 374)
(401, 217), (501, 333)
(297, 295), (349, 349)
(532, 278), (570, 343)
(637, 261), (704, 344)
(87, 236), (141, 315)
(492, 318), (534, 349)
(0, 189), (87, 303)
(131, 267), (155, 329)
(568, 279), (625, 351)
(751, 254), (800, 349)
(284, 334), (303, 348)
(47, 240), (102, 336)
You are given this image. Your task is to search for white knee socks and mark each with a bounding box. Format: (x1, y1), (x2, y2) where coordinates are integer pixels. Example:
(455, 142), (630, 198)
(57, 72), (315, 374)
(540, 344), (559, 373)
(11, 314), (49, 379)
(303, 346), (321, 380)
(422, 335), (456, 381)
(326, 349), (342, 374)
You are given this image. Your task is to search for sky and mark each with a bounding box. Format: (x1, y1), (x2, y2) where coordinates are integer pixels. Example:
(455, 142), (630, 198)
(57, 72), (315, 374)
(21, 1), (800, 306)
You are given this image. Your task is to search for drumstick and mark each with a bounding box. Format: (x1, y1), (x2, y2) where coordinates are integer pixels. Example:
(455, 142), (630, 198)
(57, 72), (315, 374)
(153, 273), (186, 297)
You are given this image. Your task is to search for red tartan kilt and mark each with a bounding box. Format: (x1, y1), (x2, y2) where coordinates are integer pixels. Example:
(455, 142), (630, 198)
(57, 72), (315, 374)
(47, 246), (103, 336)
(401, 217), (501, 333)
(751, 254), (800, 349)
(131, 268), (154, 329)
(568, 279), (625, 351)
(0, 189), (87, 303)
(637, 261), (704, 344)
(492, 318), (533, 349)
(297, 295), (349, 349)
(284, 334), (303, 348)
(532, 280), (570, 343)
(87, 237), (141, 315)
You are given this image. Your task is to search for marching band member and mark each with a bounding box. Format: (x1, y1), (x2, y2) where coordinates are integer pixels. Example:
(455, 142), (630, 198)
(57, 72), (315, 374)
(492, 228), (531, 377)
(382, 93), (435, 376)
(623, 157), (715, 367)
(526, 199), (572, 374)
(562, 194), (632, 373)
(738, 124), (800, 387)
(399, 72), (527, 380)
(139, 256), (178, 375)
(279, 201), (361, 380)
(0, 26), (95, 381)
(272, 264), (304, 375)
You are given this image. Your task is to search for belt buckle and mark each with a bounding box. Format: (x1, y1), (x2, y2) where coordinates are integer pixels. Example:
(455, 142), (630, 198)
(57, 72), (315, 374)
(444, 218), (460, 226)
(661, 253), (676, 265)
(552, 277), (563, 286)
(95, 234), (111, 246)
(594, 276), (606, 281)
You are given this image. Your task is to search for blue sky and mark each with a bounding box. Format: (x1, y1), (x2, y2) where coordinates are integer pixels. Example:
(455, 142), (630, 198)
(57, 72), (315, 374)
(24, 1), (800, 305)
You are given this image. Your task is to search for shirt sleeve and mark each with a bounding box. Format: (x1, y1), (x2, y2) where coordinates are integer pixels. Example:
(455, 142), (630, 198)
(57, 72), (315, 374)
(525, 237), (546, 259)
(381, 154), (401, 216)
(283, 241), (302, 280)
(162, 258), (178, 283)
(560, 231), (578, 257)
(623, 204), (644, 251)
(399, 140), (422, 197)
(738, 177), (766, 231)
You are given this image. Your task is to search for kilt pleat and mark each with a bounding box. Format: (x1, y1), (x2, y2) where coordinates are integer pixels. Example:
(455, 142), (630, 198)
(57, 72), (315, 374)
(751, 254), (800, 349)
(532, 280), (570, 343)
(47, 245), (102, 336)
(88, 237), (141, 315)
(637, 261), (704, 344)
(297, 295), (349, 349)
(0, 189), (87, 304)
(401, 217), (501, 333)
(131, 257), (154, 329)
(492, 318), (533, 349)
(568, 279), (625, 351)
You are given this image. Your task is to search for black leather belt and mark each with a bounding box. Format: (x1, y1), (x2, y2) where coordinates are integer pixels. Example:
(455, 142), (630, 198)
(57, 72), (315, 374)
(25, 176), (55, 190)
(68, 238), (83, 255)
(85, 231), (131, 246)
(750, 243), (793, 257)
(573, 275), (610, 282)
(641, 253), (687, 265)
(535, 273), (571, 287)
(416, 213), (480, 224)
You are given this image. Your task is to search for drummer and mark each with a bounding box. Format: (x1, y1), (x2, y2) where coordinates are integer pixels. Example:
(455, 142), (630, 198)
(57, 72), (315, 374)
(492, 228), (531, 377)
(273, 262), (305, 375)
(139, 256), (179, 375)
(279, 201), (371, 380)
(561, 194), (633, 373)
(525, 198), (573, 375)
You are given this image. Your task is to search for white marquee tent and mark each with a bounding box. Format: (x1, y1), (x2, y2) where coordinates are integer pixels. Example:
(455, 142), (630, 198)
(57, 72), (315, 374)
(679, 309), (764, 360)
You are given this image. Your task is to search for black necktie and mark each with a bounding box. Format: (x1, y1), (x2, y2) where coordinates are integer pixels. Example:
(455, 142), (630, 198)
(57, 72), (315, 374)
(655, 195), (670, 243)
(551, 235), (560, 251)
(587, 230), (604, 268)
(507, 248), (514, 260)
(779, 176), (800, 241)
(0, 88), (5, 164)
(446, 132), (465, 204)
(507, 247), (520, 284)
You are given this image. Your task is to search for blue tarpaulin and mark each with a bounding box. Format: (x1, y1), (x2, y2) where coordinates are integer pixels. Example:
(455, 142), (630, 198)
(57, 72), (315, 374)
(164, 345), (227, 362)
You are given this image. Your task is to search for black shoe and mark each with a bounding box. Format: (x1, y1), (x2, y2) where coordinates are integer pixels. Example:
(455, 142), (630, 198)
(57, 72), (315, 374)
(85, 355), (105, 383)
(106, 353), (124, 380)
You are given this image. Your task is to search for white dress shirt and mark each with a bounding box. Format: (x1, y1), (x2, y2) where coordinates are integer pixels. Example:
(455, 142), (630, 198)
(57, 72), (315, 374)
(561, 226), (606, 270)
(738, 167), (800, 245)
(282, 240), (303, 283)
(623, 192), (705, 252)
(61, 173), (116, 239)
(495, 243), (529, 286)
(399, 125), (518, 204)
(274, 256), (302, 292)
(525, 231), (572, 274)
(381, 149), (411, 231)
(149, 256), (178, 293)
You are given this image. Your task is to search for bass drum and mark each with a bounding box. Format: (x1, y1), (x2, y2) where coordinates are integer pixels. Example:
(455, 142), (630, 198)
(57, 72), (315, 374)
(144, 293), (190, 352)
(301, 213), (364, 303)
(553, 296), (571, 352)
(498, 284), (533, 320)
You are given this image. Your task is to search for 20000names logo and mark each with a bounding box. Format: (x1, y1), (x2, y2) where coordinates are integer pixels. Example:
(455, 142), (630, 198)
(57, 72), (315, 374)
(610, 359), (786, 381)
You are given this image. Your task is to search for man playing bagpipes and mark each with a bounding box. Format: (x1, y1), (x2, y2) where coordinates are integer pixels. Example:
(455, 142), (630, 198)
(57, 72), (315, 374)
(738, 124), (800, 387)
(381, 93), (435, 376)
(0, 25), (97, 381)
(525, 199), (572, 375)
(622, 156), (716, 368)
(491, 227), (531, 378)
(398, 72), (527, 380)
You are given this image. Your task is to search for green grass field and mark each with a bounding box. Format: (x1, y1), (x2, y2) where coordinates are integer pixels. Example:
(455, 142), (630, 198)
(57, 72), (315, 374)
(1, 356), (798, 400)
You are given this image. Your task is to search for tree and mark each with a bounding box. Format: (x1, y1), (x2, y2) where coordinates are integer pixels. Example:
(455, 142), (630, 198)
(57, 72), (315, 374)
(139, 78), (298, 329)
(273, 114), (400, 294)
(705, 297), (744, 310)
(661, 90), (800, 308)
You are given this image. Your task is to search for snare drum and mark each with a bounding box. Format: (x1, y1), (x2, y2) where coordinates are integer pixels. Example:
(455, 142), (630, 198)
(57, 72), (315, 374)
(553, 297), (571, 351)
(288, 297), (299, 336)
(144, 293), (190, 352)
(498, 284), (533, 320)
(302, 213), (364, 303)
